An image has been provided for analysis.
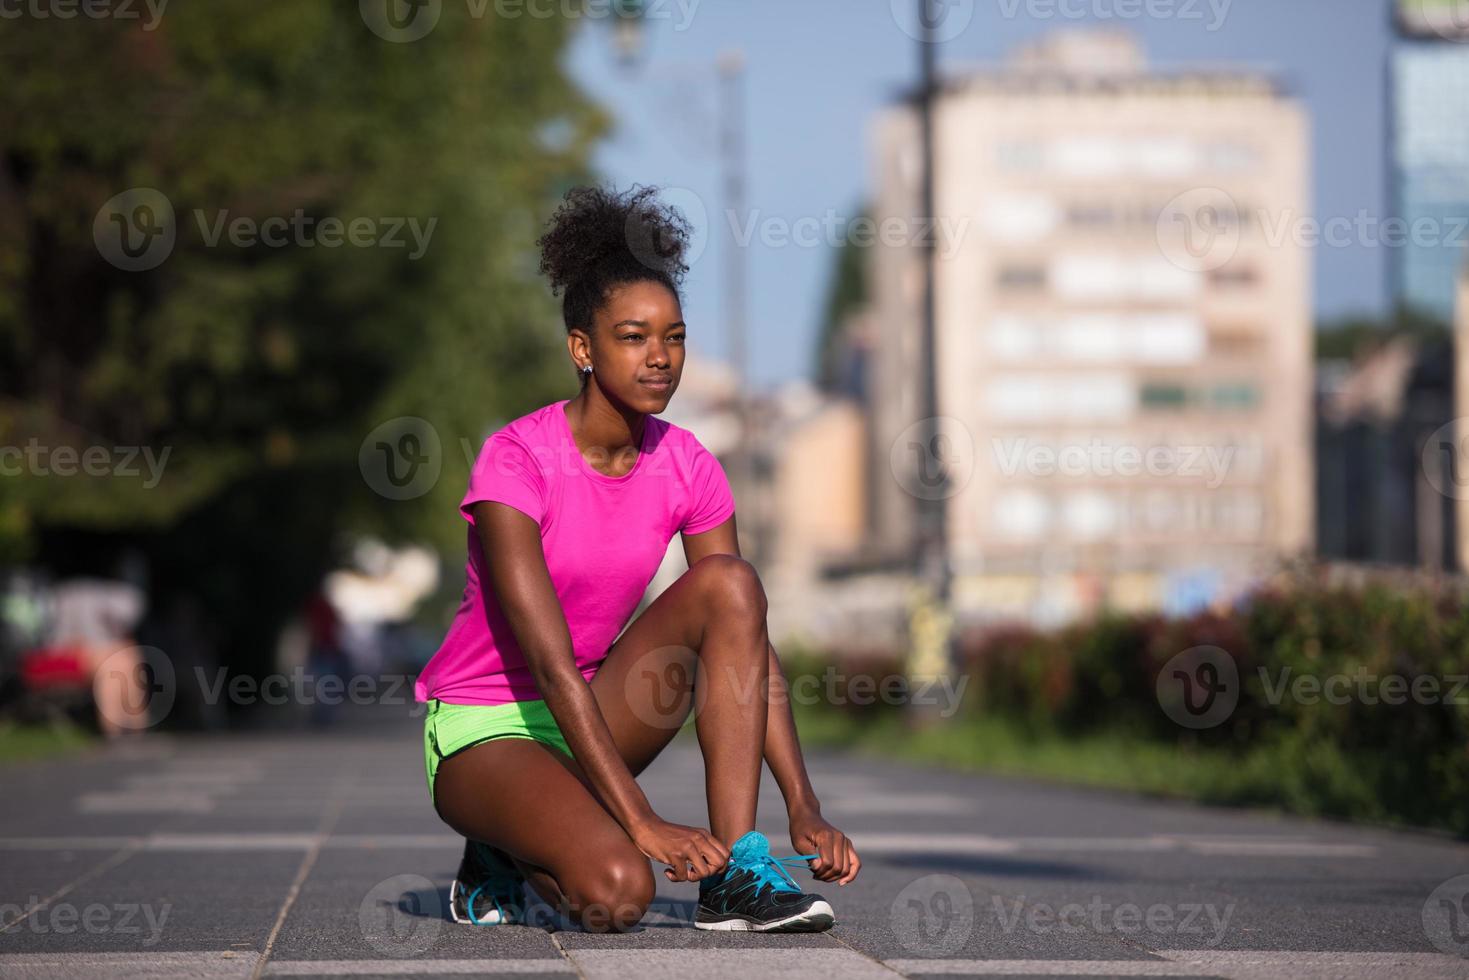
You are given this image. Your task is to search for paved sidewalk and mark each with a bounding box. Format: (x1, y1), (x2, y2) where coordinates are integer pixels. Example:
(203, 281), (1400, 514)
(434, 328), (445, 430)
(2, 705), (1467, 978)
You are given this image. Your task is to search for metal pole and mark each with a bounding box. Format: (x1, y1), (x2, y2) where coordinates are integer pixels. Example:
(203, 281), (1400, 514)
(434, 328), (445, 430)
(917, 3), (948, 602)
(907, 1), (955, 719)
(719, 49), (755, 562)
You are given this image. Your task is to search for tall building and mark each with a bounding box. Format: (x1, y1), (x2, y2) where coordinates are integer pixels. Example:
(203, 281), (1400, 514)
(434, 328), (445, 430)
(867, 30), (1312, 626)
(1390, 2), (1469, 323)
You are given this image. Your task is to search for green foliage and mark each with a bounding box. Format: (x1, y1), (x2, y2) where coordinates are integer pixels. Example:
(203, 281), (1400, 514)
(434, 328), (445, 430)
(0, 2), (605, 669)
(1315, 303), (1451, 362)
(794, 572), (1469, 835)
(812, 203), (869, 393)
(0, 720), (94, 763)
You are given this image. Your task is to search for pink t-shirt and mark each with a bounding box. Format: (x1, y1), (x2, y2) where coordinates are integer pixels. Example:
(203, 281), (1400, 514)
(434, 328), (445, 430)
(414, 398), (736, 705)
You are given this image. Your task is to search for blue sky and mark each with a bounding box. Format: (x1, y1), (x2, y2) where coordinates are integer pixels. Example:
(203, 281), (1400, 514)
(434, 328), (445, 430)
(565, 0), (1400, 388)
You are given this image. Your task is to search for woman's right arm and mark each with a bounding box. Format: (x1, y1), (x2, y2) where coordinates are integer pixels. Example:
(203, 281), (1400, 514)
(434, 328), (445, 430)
(471, 499), (729, 881)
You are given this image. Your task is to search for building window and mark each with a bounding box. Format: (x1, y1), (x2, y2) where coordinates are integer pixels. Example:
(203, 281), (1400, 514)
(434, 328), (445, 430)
(996, 141), (1045, 172)
(1211, 383), (1258, 409)
(996, 265), (1047, 290)
(1203, 142), (1261, 173)
(1140, 383), (1189, 409)
(1209, 330), (1261, 356)
(1208, 266), (1258, 288)
(1066, 204), (1115, 227)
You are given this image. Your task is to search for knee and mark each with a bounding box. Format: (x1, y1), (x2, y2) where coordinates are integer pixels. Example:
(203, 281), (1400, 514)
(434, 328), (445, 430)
(563, 849), (654, 932)
(689, 554), (767, 623)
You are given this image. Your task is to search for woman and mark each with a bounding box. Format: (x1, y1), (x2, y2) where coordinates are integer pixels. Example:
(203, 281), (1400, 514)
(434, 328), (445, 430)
(415, 185), (861, 934)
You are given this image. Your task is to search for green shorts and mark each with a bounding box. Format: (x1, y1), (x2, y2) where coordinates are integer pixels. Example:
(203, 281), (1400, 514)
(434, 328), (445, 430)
(422, 697), (573, 806)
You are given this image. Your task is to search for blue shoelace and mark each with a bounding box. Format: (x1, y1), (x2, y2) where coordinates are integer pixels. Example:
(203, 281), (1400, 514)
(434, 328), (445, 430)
(745, 850), (819, 893)
(465, 844), (523, 926)
(465, 883), (511, 926)
(706, 831), (820, 896)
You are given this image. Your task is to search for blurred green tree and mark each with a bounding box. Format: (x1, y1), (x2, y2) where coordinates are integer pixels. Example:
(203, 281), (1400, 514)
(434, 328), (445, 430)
(1315, 303), (1451, 362)
(813, 203), (869, 395)
(0, 2), (604, 677)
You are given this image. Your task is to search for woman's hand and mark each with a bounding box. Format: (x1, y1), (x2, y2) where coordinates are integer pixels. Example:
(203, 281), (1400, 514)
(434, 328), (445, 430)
(790, 808), (860, 885)
(631, 817), (730, 882)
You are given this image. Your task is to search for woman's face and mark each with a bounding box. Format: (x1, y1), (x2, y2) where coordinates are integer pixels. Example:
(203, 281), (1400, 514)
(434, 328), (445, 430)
(576, 279), (686, 413)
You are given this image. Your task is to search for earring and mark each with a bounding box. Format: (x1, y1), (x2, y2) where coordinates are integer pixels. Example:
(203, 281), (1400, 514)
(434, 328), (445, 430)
(581, 365), (593, 375)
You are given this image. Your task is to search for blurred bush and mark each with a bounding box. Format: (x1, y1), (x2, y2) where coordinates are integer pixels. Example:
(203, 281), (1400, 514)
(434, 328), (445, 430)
(791, 569), (1469, 835)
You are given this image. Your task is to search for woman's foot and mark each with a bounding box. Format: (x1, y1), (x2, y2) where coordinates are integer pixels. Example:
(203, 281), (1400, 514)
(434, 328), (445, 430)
(450, 838), (526, 925)
(694, 831), (836, 932)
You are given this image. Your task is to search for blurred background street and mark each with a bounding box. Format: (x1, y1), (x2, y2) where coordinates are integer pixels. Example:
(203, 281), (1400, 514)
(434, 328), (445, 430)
(4, 0), (1469, 975)
(2, 702), (1468, 978)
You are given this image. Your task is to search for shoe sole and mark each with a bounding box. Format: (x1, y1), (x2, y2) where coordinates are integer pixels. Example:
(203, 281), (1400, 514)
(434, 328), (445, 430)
(694, 899), (835, 933)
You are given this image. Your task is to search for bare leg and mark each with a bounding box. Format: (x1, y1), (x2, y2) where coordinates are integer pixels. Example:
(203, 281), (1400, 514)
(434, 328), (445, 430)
(432, 553), (770, 930)
(589, 554), (770, 845)
(432, 739), (654, 932)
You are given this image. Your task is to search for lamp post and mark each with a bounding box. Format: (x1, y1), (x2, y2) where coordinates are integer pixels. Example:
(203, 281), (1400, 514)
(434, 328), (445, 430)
(600, 16), (757, 562)
(908, 0), (955, 720)
(717, 49), (757, 562)
(609, 0), (647, 69)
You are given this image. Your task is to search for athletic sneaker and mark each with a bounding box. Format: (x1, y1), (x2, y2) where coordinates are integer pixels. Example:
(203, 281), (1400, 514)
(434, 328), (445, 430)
(695, 830), (835, 932)
(449, 838), (526, 926)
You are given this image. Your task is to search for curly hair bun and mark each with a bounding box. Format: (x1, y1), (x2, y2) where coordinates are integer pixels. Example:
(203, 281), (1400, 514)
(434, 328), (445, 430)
(537, 185), (692, 317)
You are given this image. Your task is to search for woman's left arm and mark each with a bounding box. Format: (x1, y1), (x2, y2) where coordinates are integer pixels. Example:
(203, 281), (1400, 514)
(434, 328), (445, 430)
(682, 517), (862, 886)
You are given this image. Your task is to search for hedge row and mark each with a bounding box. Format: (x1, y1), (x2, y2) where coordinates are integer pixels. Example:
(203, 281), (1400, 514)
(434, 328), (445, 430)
(801, 569), (1469, 834)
